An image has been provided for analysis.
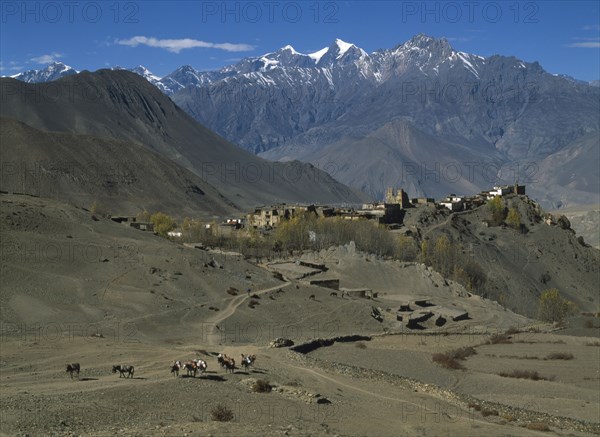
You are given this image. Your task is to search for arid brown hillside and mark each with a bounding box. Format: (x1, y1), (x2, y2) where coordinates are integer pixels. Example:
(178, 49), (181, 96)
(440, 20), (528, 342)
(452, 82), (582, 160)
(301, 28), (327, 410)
(404, 195), (600, 317)
(2, 193), (598, 437)
(0, 72), (367, 211)
(0, 117), (238, 218)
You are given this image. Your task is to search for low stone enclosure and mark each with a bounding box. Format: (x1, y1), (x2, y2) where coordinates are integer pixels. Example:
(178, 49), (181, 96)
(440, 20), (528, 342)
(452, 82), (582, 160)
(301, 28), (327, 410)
(340, 288), (378, 299)
(305, 278), (340, 290)
(396, 297), (469, 329)
(290, 334), (372, 354)
(267, 261), (328, 280)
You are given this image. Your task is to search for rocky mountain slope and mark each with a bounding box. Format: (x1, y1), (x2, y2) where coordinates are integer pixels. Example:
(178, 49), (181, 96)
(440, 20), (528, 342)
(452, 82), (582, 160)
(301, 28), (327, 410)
(402, 195), (599, 317)
(0, 71), (366, 213)
(0, 117), (238, 218)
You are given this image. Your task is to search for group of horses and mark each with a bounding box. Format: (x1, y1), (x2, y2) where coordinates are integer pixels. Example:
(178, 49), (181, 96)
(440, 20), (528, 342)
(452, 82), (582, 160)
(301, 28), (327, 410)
(170, 359), (208, 377)
(67, 353), (256, 380)
(171, 353), (256, 377)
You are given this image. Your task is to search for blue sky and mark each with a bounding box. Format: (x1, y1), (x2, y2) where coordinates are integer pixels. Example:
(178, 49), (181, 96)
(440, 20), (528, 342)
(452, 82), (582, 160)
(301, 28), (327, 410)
(1, 1), (599, 81)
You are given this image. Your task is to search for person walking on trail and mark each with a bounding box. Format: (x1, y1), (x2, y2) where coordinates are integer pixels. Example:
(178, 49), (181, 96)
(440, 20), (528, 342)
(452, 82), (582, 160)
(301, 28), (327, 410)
(247, 288), (251, 296)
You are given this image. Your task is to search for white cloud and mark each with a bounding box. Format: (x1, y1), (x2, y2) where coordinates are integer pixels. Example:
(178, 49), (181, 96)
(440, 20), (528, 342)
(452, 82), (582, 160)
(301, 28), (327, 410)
(564, 42), (600, 48)
(0, 61), (25, 73)
(30, 52), (63, 64)
(582, 24), (600, 31)
(116, 36), (255, 53)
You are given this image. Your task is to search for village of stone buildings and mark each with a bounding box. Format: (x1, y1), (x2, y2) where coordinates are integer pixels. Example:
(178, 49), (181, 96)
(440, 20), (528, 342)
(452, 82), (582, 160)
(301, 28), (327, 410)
(245, 183), (527, 230)
(110, 183), (529, 236)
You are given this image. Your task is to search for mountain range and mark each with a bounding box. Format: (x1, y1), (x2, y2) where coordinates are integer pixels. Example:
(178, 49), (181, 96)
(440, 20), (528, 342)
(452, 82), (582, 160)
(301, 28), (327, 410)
(0, 71), (365, 217)
(8, 61), (78, 83)
(8, 34), (600, 208)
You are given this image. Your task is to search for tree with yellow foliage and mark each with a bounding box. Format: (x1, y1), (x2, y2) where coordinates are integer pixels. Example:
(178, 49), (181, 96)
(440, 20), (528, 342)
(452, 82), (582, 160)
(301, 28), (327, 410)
(506, 207), (522, 229)
(149, 212), (176, 237)
(538, 288), (576, 323)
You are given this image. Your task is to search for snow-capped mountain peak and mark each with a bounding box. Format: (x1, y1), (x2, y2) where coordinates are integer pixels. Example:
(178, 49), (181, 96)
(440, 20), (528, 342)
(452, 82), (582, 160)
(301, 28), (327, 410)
(9, 62), (78, 83)
(404, 33), (446, 49)
(333, 38), (354, 55)
(314, 38), (367, 66)
(280, 45), (299, 54)
(308, 47), (329, 63)
(130, 65), (161, 81)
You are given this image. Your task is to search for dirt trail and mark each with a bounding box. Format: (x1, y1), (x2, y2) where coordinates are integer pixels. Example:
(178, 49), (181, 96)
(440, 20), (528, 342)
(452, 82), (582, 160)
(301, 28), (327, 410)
(205, 279), (291, 345)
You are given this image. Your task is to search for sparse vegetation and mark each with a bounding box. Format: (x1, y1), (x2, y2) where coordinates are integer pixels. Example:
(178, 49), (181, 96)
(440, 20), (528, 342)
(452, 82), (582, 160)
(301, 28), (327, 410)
(355, 342), (367, 349)
(452, 346), (477, 359)
(538, 288), (577, 323)
(420, 235), (487, 292)
(136, 209), (151, 222)
(498, 370), (553, 381)
(544, 352), (573, 360)
(545, 339), (566, 344)
(285, 379), (302, 387)
(468, 402), (498, 417)
(433, 353), (463, 369)
(248, 299), (260, 308)
(481, 409), (499, 417)
(252, 379), (272, 393)
(498, 355), (539, 360)
(504, 326), (520, 335)
(485, 332), (513, 344)
(397, 235), (419, 262)
(525, 422), (550, 431)
(432, 346), (477, 369)
(584, 319), (595, 328)
(90, 201), (109, 218)
(211, 404), (234, 422)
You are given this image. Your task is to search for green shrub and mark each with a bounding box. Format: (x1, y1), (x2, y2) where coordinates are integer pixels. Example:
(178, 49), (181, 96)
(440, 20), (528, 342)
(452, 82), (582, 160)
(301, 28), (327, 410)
(211, 404), (234, 422)
(544, 352), (573, 360)
(525, 422), (550, 431)
(498, 370), (552, 381)
(432, 346), (477, 369)
(252, 379), (272, 393)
